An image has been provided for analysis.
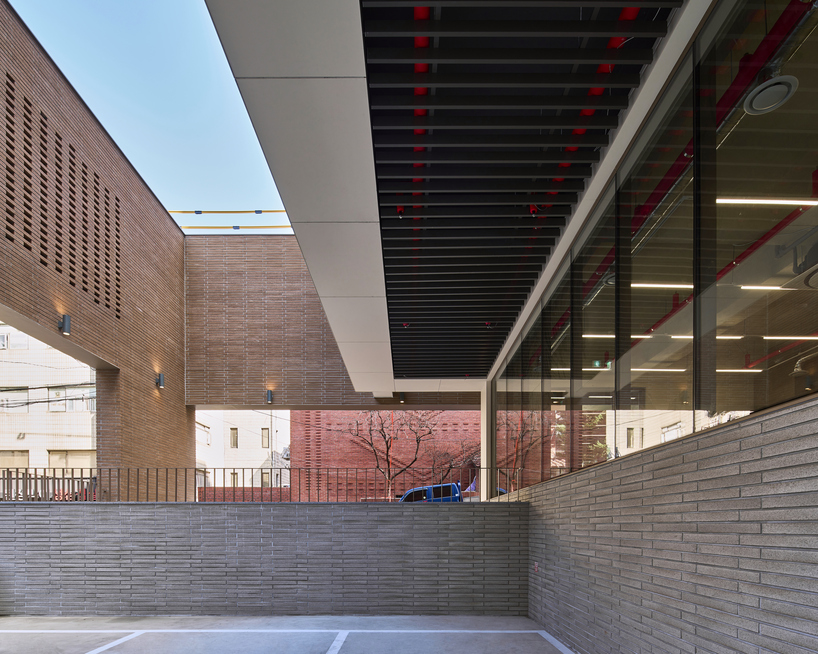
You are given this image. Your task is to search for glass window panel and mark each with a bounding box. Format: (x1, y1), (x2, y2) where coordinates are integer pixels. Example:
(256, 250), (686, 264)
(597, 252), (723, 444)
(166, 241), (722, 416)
(574, 201), (616, 467)
(541, 271), (572, 473)
(618, 55), (695, 451)
(700, 0), (818, 425)
(520, 313), (545, 488)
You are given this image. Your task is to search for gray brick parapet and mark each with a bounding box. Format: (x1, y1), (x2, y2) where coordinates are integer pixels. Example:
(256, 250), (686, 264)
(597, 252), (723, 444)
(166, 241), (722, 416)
(509, 395), (818, 654)
(0, 502), (528, 616)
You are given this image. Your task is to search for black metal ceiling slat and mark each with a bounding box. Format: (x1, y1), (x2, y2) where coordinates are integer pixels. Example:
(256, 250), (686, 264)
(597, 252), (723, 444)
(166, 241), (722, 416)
(369, 95), (628, 111)
(364, 20), (667, 38)
(376, 164), (594, 179)
(366, 47), (653, 65)
(375, 150), (600, 164)
(379, 192), (577, 206)
(386, 262), (545, 272)
(373, 133), (608, 148)
(378, 180), (583, 194)
(382, 218), (565, 230)
(368, 72), (642, 89)
(381, 207), (571, 219)
(383, 227), (560, 239)
(371, 116), (618, 130)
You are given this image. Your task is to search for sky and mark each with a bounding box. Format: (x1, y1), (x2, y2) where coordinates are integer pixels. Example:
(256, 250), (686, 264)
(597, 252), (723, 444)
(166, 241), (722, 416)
(8, 0), (292, 235)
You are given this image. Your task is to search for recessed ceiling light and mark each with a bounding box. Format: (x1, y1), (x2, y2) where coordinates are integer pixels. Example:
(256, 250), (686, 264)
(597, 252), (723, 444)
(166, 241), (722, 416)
(740, 286), (795, 291)
(743, 75), (798, 115)
(671, 335), (694, 339)
(632, 283), (694, 289)
(631, 368), (686, 372)
(588, 395), (613, 399)
(582, 368), (612, 372)
(550, 368), (570, 372)
(582, 334), (614, 338)
(716, 336), (743, 340)
(716, 369), (762, 373)
(763, 336), (818, 340)
(718, 198), (818, 206)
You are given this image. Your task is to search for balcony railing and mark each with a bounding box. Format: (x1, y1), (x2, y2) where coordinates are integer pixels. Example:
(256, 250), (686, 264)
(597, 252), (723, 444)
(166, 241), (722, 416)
(0, 467), (523, 503)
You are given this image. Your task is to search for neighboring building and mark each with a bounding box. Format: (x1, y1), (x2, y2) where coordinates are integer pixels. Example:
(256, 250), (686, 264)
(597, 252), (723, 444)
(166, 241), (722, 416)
(290, 410), (480, 500)
(0, 323), (96, 470)
(195, 409), (290, 498)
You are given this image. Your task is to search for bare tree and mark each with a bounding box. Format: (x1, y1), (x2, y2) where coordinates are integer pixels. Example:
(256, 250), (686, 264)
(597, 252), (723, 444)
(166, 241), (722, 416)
(344, 410), (440, 501)
(427, 439), (480, 485)
(496, 409), (544, 491)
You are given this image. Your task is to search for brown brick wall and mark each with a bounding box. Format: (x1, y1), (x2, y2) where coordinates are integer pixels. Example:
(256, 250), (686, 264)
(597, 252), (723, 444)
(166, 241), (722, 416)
(0, 0), (194, 468)
(184, 235), (480, 409)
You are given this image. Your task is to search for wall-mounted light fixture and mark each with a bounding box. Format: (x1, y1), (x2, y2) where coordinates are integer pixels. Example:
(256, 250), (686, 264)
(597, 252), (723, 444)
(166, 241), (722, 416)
(266, 390), (274, 404)
(156, 373), (165, 389)
(58, 315), (71, 336)
(399, 392), (405, 404)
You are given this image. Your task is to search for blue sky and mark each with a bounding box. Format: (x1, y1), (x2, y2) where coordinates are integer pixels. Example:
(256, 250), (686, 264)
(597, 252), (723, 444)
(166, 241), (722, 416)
(9, 0), (291, 234)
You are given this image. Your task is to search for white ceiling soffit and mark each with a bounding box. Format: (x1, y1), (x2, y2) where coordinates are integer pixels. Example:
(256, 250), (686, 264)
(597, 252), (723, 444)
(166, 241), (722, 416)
(487, 0), (719, 381)
(205, 0), (394, 397)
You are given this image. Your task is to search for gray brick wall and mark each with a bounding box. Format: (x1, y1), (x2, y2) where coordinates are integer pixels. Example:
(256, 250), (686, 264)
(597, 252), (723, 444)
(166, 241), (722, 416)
(509, 396), (818, 654)
(0, 502), (528, 616)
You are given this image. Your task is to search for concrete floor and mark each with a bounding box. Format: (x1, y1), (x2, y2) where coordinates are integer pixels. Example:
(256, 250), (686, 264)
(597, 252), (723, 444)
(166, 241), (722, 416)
(0, 615), (570, 654)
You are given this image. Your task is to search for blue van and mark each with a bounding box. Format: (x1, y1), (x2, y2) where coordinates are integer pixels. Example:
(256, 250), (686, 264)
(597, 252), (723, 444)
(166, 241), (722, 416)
(399, 482), (462, 503)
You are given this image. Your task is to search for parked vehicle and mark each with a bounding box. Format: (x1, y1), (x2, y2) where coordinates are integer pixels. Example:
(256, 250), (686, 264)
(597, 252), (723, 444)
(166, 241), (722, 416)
(399, 482), (462, 503)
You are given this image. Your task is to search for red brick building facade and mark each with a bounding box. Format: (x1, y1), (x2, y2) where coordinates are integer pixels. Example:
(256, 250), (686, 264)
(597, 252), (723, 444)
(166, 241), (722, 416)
(289, 410), (481, 501)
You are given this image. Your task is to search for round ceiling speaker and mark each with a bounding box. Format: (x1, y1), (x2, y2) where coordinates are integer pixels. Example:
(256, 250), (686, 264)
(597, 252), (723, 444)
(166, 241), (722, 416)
(744, 75), (799, 115)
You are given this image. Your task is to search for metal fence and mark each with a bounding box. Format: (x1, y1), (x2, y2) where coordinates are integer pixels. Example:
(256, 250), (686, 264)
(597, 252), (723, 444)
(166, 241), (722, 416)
(0, 467), (523, 503)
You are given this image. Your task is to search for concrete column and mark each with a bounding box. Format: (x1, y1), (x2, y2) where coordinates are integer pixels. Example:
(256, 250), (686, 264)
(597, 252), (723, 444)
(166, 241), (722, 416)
(480, 378), (495, 501)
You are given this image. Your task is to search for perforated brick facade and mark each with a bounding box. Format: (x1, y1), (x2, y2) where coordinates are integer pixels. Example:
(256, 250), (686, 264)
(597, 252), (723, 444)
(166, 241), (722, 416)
(0, 0), (193, 469)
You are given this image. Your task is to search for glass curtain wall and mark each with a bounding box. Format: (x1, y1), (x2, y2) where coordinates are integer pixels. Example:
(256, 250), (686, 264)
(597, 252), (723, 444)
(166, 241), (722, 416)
(493, 0), (818, 491)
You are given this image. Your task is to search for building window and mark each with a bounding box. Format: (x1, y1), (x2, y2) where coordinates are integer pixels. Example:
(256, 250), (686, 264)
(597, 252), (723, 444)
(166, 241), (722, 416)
(661, 422), (683, 444)
(230, 428), (238, 448)
(261, 427), (270, 449)
(626, 427), (634, 449)
(275, 473), (280, 487)
(48, 450), (96, 469)
(0, 333), (7, 349)
(0, 388), (28, 413)
(0, 450), (29, 468)
(49, 387), (67, 412)
(230, 472), (239, 487)
(261, 471), (270, 488)
(196, 422), (211, 446)
(8, 333), (28, 350)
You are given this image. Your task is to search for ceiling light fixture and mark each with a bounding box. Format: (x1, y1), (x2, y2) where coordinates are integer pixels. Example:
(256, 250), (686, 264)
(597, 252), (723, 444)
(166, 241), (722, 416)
(632, 283), (694, 289)
(671, 335), (694, 339)
(716, 369), (762, 373)
(550, 368), (570, 372)
(763, 336), (818, 340)
(58, 314), (71, 336)
(582, 334), (614, 338)
(717, 198), (818, 206)
(631, 368), (686, 372)
(740, 285), (795, 291)
(743, 74), (799, 115)
(716, 336), (743, 340)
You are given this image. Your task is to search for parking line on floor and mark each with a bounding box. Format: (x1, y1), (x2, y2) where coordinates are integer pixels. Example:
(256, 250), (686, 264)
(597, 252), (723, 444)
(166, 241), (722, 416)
(84, 631), (145, 654)
(0, 629), (546, 634)
(538, 630), (574, 654)
(325, 630), (349, 654)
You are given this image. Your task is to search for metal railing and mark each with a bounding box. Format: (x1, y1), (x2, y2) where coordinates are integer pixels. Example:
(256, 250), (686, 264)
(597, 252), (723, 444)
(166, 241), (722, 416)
(0, 467), (524, 503)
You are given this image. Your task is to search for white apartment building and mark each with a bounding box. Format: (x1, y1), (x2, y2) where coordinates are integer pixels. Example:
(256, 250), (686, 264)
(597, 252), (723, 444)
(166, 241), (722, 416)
(0, 324), (96, 470)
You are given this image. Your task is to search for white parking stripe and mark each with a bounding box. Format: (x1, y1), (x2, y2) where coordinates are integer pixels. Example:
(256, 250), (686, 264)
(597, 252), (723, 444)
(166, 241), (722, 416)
(84, 631), (145, 654)
(0, 629), (544, 634)
(538, 630), (574, 654)
(325, 630), (349, 654)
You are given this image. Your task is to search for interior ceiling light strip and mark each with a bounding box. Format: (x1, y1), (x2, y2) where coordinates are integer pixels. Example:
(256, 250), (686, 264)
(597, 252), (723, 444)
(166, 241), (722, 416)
(566, 1), (813, 355)
(716, 198), (818, 206)
(740, 286), (795, 291)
